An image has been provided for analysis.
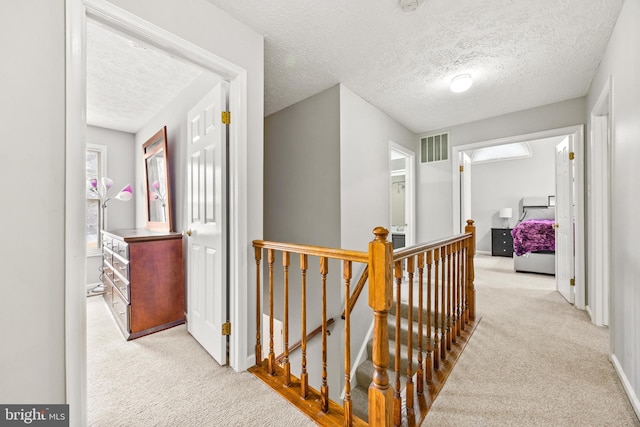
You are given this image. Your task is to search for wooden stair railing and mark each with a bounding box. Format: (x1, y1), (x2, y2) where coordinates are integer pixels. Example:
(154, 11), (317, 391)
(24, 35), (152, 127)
(341, 266), (369, 320)
(251, 240), (369, 426)
(275, 318), (335, 364)
(250, 220), (478, 427)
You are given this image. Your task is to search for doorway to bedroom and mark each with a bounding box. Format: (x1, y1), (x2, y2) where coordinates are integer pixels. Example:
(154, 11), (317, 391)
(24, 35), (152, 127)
(451, 125), (585, 310)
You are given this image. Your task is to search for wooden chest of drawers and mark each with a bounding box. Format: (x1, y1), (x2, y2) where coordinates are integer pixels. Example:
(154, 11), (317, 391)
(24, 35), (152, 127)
(491, 228), (514, 257)
(102, 229), (185, 340)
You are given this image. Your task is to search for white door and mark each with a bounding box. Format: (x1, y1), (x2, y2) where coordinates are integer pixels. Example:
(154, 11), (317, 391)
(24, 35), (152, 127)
(555, 136), (574, 304)
(460, 152), (472, 231)
(186, 82), (228, 364)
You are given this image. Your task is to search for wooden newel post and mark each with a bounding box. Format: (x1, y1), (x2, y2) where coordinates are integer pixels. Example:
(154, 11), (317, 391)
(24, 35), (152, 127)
(367, 227), (394, 426)
(464, 219), (476, 320)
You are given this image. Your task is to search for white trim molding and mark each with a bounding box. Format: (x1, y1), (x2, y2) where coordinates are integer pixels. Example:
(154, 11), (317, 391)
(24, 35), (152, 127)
(451, 125), (586, 311)
(611, 354), (640, 419)
(66, 1), (252, 423)
(389, 141), (416, 247)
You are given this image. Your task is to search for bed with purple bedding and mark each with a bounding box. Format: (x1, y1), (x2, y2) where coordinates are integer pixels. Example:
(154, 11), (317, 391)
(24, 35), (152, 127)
(511, 219), (555, 256)
(512, 199), (556, 275)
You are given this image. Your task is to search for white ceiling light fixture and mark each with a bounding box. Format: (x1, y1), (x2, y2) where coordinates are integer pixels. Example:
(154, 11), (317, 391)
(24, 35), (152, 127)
(450, 74), (473, 93)
(400, 0), (423, 12)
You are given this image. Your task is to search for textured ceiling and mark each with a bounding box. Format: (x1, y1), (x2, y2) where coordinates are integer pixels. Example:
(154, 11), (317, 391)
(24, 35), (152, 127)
(86, 0), (624, 135)
(206, 0), (624, 133)
(86, 20), (203, 134)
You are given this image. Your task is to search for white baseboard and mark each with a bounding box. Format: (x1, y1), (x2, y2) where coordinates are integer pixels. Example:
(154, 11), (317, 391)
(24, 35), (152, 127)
(586, 305), (593, 322)
(611, 354), (640, 420)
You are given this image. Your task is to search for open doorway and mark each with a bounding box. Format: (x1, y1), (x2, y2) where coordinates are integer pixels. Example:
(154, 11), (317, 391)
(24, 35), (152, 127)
(67, 1), (253, 421)
(451, 125), (585, 310)
(389, 142), (416, 248)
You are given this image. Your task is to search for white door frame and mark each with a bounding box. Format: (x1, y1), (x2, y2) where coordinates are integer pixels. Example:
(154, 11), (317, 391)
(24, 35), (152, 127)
(451, 125), (586, 310)
(389, 142), (416, 247)
(66, 0), (250, 422)
(589, 76), (613, 328)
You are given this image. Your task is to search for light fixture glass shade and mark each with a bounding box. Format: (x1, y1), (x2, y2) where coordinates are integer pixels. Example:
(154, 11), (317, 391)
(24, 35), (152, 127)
(450, 74), (473, 93)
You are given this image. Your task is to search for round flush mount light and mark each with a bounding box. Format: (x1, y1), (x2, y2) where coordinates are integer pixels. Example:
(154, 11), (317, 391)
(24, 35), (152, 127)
(450, 74), (473, 93)
(400, 0), (423, 12)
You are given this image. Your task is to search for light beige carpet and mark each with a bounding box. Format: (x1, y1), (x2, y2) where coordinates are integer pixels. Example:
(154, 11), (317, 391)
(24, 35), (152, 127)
(87, 296), (315, 427)
(424, 254), (640, 426)
(87, 254), (639, 426)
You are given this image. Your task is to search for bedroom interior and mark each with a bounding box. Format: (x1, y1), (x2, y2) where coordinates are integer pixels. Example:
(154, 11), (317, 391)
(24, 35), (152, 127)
(6, 0), (640, 426)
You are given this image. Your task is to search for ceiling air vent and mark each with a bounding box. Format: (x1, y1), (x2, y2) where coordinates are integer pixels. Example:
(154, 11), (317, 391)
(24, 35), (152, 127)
(421, 133), (449, 163)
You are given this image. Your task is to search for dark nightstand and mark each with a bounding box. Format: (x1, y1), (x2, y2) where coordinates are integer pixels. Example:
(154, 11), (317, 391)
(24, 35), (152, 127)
(491, 228), (514, 257)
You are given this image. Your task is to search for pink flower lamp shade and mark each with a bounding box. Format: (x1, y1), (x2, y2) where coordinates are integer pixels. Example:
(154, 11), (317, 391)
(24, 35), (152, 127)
(87, 177), (133, 208)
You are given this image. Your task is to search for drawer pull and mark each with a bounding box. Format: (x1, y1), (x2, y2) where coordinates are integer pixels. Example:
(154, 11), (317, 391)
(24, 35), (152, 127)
(112, 300), (118, 306)
(113, 277), (120, 283)
(120, 286), (126, 293)
(119, 266), (126, 271)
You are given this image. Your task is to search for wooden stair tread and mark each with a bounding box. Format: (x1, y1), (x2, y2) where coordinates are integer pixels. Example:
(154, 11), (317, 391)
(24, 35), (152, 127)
(352, 316), (481, 425)
(249, 362), (368, 427)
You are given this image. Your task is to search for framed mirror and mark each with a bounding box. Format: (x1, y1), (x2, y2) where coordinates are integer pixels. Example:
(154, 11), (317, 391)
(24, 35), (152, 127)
(143, 126), (173, 232)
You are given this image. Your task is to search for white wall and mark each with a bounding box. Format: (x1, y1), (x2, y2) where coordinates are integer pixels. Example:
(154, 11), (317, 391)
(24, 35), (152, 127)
(86, 126), (136, 284)
(339, 85), (417, 250)
(0, 0), (263, 416)
(134, 72), (221, 232)
(339, 84), (416, 397)
(587, 0), (640, 416)
(469, 137), (559, 252)
(264, 85), (341, 247)
(263, 84), (342, 399)
(0, 0), (67, 404)
(417, 97), (586, 243)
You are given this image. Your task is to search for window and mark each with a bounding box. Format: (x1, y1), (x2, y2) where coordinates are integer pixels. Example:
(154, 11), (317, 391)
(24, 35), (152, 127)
(470, 142), (532, 164)
(86, 144), (107, 256)
(421, 132), (449, 163)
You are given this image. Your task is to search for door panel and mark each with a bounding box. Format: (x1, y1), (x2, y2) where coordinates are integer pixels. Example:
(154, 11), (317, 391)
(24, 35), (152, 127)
(186, 82), (228, 364)
(555, 137), (574, 304)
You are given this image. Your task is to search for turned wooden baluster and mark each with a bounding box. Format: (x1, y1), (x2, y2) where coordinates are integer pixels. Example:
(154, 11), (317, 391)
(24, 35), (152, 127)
(405, 256), (415, 420)
(320, 257), (329, 413)
(343, 260), (353, 426)
(393, 260), (402, 427)
(446, 244), (452, 351)
(425, 250), (434, 380)
(465, 220), (476, 320)
(300, 254), (309, 399)
(462, 239), (468, 327)
(416, 253), (425, 395)
(440, 245), (447, 361)
(268, 249), (276, 375)
(455, 241), (462, 338)
(255, 247), (262, 366)
(367, 227), (393, 427)
(451, 243), (457, 344)
(460, 239), (469, 331)
(282, 251), (291, 386)
(433, 248), (440, 371)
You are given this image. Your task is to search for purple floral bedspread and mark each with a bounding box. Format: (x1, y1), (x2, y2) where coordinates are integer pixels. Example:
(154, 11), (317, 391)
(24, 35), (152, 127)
(511, 219), (556, 256)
